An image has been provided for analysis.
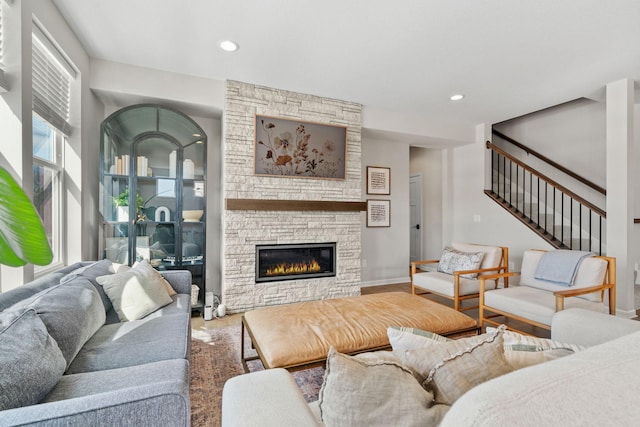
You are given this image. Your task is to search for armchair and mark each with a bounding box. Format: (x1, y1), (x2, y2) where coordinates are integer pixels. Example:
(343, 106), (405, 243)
(411, 242), (509, 311)
(479, 249), (616, 334)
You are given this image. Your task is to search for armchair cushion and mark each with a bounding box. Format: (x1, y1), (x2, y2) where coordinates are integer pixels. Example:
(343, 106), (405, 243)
(413, 271), (497, 297)
(437, 247), (484, 279)
(484, 285), (607, 326)
(520, 250), (607, 302)
(451, 242), (503, 270)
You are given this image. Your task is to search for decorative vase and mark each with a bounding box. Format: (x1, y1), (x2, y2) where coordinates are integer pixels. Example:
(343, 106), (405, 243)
(116, 206), (129, 222)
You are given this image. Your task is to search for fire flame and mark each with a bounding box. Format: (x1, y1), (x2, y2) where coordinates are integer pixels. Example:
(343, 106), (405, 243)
(266, 259), (322, 276)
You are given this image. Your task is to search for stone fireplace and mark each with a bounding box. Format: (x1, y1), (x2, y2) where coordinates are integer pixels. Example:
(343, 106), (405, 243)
(222, 80), (363, 312)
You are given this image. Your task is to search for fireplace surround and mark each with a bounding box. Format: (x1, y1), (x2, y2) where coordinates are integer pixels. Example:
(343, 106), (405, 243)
(256, 243), (336, 283)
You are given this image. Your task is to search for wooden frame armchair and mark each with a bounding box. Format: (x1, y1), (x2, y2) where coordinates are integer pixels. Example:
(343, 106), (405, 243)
(411, 242), (509, 312)
(479, 249), (616, 334)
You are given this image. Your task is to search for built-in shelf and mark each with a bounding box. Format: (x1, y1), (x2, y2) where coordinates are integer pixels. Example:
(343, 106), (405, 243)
(225, 198), (367, 212)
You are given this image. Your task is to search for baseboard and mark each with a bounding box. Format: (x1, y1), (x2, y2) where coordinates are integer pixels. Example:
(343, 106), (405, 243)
(360, 276), (411, 287)
(615, 308), (638, 319)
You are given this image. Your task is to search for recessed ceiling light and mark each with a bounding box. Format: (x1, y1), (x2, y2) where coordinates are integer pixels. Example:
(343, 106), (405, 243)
(450, 94), (464, 101)
(219, 40), (239, 52)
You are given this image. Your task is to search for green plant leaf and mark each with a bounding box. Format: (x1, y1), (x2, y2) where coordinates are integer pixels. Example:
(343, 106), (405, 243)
(0, 167), (53, 267)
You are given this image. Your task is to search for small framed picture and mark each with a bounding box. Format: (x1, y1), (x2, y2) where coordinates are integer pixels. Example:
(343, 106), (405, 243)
(366, 199), (391, 227)
(366, 166), (390, 195)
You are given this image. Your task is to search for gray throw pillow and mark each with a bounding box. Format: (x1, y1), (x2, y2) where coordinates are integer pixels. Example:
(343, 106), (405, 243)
(0, 309), (66, 410)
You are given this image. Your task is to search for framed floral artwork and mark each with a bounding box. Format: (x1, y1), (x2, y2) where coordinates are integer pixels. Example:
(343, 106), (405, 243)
(254, 115), (347, 179)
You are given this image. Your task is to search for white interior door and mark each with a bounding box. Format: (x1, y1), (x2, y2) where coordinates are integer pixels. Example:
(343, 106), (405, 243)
(410, 174), (422, 264)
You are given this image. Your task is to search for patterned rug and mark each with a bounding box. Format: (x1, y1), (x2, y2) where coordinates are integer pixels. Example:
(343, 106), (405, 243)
(189, 324), (325, 426)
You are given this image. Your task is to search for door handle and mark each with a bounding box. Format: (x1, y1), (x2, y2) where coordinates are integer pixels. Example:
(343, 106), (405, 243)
(412, 224), (420, 229)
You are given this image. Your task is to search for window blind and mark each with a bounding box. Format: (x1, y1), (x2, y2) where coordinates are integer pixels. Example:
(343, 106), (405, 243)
(0, 2), (8, 92)
(32, 27), (73, 135)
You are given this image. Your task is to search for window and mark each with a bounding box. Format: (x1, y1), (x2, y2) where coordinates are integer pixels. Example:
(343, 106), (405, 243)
(33, 114), (63, 267)
(32, 23), (75, 271)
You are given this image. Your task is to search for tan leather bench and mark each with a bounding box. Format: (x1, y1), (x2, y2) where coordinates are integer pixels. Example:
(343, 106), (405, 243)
(241, 292), (479, 371)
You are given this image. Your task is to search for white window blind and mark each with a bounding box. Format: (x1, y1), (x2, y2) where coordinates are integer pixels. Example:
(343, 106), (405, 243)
(0, 1), (8, 92)
(32, 26), (74, 135)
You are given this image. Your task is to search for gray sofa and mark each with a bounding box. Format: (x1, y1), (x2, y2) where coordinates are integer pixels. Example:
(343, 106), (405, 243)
(0, 260), (192, 426)
(222, 308), (640, 426)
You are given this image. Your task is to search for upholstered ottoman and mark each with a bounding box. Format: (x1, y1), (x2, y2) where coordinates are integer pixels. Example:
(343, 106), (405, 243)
(241, 292), (478, 371)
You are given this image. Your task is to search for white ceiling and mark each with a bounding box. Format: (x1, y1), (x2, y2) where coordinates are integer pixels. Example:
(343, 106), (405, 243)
(52, 0), (640, 144)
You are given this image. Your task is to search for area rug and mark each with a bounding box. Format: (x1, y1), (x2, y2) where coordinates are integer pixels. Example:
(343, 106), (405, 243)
(189, 324), (325, 427)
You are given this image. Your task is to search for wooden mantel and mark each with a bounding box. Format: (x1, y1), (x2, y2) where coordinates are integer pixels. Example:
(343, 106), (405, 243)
(225, 198), (367, 212)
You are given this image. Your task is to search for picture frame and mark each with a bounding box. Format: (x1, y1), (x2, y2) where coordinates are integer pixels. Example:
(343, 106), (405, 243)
(366, 166), (390, 195)
(254, 115), (347, 179)
(366, 199), (391, 227)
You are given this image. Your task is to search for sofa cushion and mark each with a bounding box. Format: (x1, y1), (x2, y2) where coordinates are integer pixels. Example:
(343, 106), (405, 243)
(437, 247), (484, 278)
(14, 279), (106, 367)
(520, 250), (608, 302)
(318, 348), (450, 427)
(66, 312), (190, 374)
(96, 260), (173, 321)
(0, 309), (66, 410)
(440, 331), (640, 427)
(395, 326), (513, 405)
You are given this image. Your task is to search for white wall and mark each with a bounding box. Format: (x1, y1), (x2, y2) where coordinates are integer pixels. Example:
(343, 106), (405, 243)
(494, 98), (606, 187)
(449, 132), (553, 276)
(361, 138), (410, 286)
(410, 147), (443, 260)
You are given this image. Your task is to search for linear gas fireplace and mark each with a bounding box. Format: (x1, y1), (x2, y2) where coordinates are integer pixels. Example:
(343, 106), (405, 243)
(256, 243), (336, 283)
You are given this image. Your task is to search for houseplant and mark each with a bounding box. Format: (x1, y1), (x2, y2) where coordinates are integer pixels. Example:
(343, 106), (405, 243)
(0, 166), (52, 266)
(113, 187), (143, 222)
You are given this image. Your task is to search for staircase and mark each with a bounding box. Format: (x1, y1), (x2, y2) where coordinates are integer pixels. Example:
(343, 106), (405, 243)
(485, 133), (606, 255)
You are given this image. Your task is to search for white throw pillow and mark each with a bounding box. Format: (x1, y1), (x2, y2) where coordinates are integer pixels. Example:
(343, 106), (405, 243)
(387, 326), (450, 352)
(486, 327), (586, 369)
(131, 260), (176, 296)
(96, 260), (172, 321)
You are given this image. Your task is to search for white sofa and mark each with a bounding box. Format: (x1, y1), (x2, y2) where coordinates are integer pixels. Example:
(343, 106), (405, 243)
(221, 308), (640, 427)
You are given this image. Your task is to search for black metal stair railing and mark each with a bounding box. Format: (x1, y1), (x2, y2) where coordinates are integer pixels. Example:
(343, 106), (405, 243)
(485, 141), (606, 255)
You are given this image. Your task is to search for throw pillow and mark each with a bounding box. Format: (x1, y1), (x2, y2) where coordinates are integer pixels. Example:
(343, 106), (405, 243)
(395, 325), (513, 405)
(0, 309), (66, 410)
(387, 326), (450, 352)
(132, 260), (176, 297)
(486, 327), (586, 370)
(96, 260), (173, 321)
(319, 348), (450, 427)
(437, 247), (485, 279)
